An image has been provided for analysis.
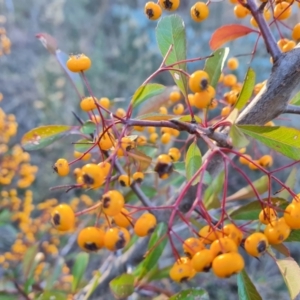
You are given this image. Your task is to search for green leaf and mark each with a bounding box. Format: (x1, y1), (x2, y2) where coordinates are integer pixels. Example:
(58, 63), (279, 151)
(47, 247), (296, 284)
(238, 125), (300, 160)
(169, 288), (209, 300)
(21, 125), (72, 151)
(204, 170), (224, 210)
(82, 271), (101, 300)
(272, 244), (290, 257)
(235, 68), (256, 111)
(237, 270), (262, 300)
(0, 210), (11, 225)
(74, 138), (94, 152)
(227, 175), (268, 201)
(171, 115), (202, 123)
(125, 186), (157, 203)
(38, 291), (67, 300)
(45, 257), (64, 291)
(285, 230), (300, 242)
(230, 197), (288, 220)
(185, 142), (202, 185)
(134, 223), (168, 279)
(276, 167), (297, 200)
(290, 91), (300, 105)
(81, 121), (96, 135)
(276, 257), (300, 299)
(204, 47), (229, 89)
(148, 265), (172, 281)
(132, 83), (166, 108)
(72, 252), (89, 292)
(229, 124), (250, 148)
(156, 15), (187, 95)
(22, 244), (39, 281)
(109, 273), (135, 299)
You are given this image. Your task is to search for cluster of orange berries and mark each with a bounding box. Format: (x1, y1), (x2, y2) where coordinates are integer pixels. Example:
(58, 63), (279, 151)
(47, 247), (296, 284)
(231, 0), (300, 54)
(144, 1), (210, 23)
(169, 195), (300, 282)
(239, 148), (273, 171)
(0, 104), (38, 188)
(50, 193), (157, 252)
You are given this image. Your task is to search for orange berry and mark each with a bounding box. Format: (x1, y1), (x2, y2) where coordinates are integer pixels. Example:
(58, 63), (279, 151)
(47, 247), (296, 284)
(51, 204), (75, 232)
(77, 227), (105, 251)
(227, 58), (239, 70)
(264, 218), (291, 244)
(259, 207), (277, 225)
(168, 147), (181, 162)
(189, 70), (210, 93)
(258, 155), (273, 168)
(292, 23), (300, 41)
(112, 208), (132, 228)
(183, 237), (205, 258)
(169, 91), (181, 102)
(116, 108), (126, 118)
(190, 2), (210, 22)
(212, 252), (244, 278)
(223, 224), (243, 245)
(134, 213), (157, 237)
(99, 97), (110, 109)
(161, 132), (171, 144)
(98, 132), (115, 151)
(223, 74), (237, 87)
(159, 0), (180, 11)
(284, 202), (300, 229)
(169, 257), (194, 282)
(234, 4), (249, 18)
(118, 174), (131, 187)
(66, 54), (91, 72)
(144, 2), (162, 20)
(80, 97), (97, 111)
(73, 150), (91, 161)
(154, 154), (173, 178)
(82, 163), (104, 189)
(193, 86), (216, 109)
(173, 103), (184, 115)
(245, 232), (268, 257)
(104, 227), (130, 251)
(53, 158), (69, 177)
(221, 106), (231, 117)
(191, 249), (214, 272)
(199, 225), (223, 244)
(210, 237), (238, 257)
(274, 2), (291, 20)
(132, 171), (144, 183)
(102, 190), (124, 216)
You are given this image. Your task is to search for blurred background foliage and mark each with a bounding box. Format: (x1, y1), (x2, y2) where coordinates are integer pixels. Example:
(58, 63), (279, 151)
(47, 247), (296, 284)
(1, 0), (300, 299)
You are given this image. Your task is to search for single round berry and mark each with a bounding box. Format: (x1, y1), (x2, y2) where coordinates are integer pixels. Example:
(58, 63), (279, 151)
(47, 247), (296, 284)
(118, 174), (131, 187)
(284, 203), (300, 229)
(193, 86), (216, 109)
(212, 252), (244, 278)
(227, 57), (239, 70)
(223, 224), (243, 245)
(144, 2), (162, 20)
(154, 154), (173, 178)
(199, 225), (223, 244)
(77, 227), (105, 251)
(258, 155), (273, 168)
(104, 227), (130, 251)
(159, 106), (168, 114)
(292, 23), (300, 41)
(116, 108), (126, 118)
(102, 190), (125, 216)
(149, 132), (158, 143)
(161, 132), (171, 144)
(98, 161), (111, 178)
(183, 237), (205, 258)
(210, 237), (238, 258)
(51, 204), (75, 232)
(221, 106), (231, 117)
(136, 135), (147, 146)
(223, 74), (237, 87)
(248, 160), (259, 171)
(112, 208), (132, 228)
(132, 171), (144, 183)
(99, 97), (110, 109)
(159, 0), (180, 11)
(239, 154), (251, 165)
(169, 257), (194, 282)
(259, 207), (277, 225)
(190, 2), (210, 22)
(121, 136), (135, 151)
(81, 163), (104, 189)
(169, 91), (181, 102)
(274, 2), (291, 20)
(244, 232), (269, 256)
(80, 97), (97, 112)
(168, 147), (181, 162)
(98, 131), (115, 151)
(173, 103), (184, 115)
(53, 158), (69, 177)
(234, 4), (249, 18)
(191, 249), (214, 272)
(282, 40), (295, 53)
(209, 98), (218, 110)
(66, 54), (91, 72)
(134, 213), (157, 237)
(189, 70), (210, 93)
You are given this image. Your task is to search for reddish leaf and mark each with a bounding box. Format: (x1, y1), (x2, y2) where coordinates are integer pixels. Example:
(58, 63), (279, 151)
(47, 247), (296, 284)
(210, 24), (257, 50)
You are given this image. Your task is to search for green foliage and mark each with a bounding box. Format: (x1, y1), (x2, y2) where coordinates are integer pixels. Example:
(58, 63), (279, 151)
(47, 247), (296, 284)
(72, 252), (89, 292)
(237, 270), (262, 300)
(185, 141), (202, 185)
(109, 274), (135, 299)
(169, 288), (209, 300)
